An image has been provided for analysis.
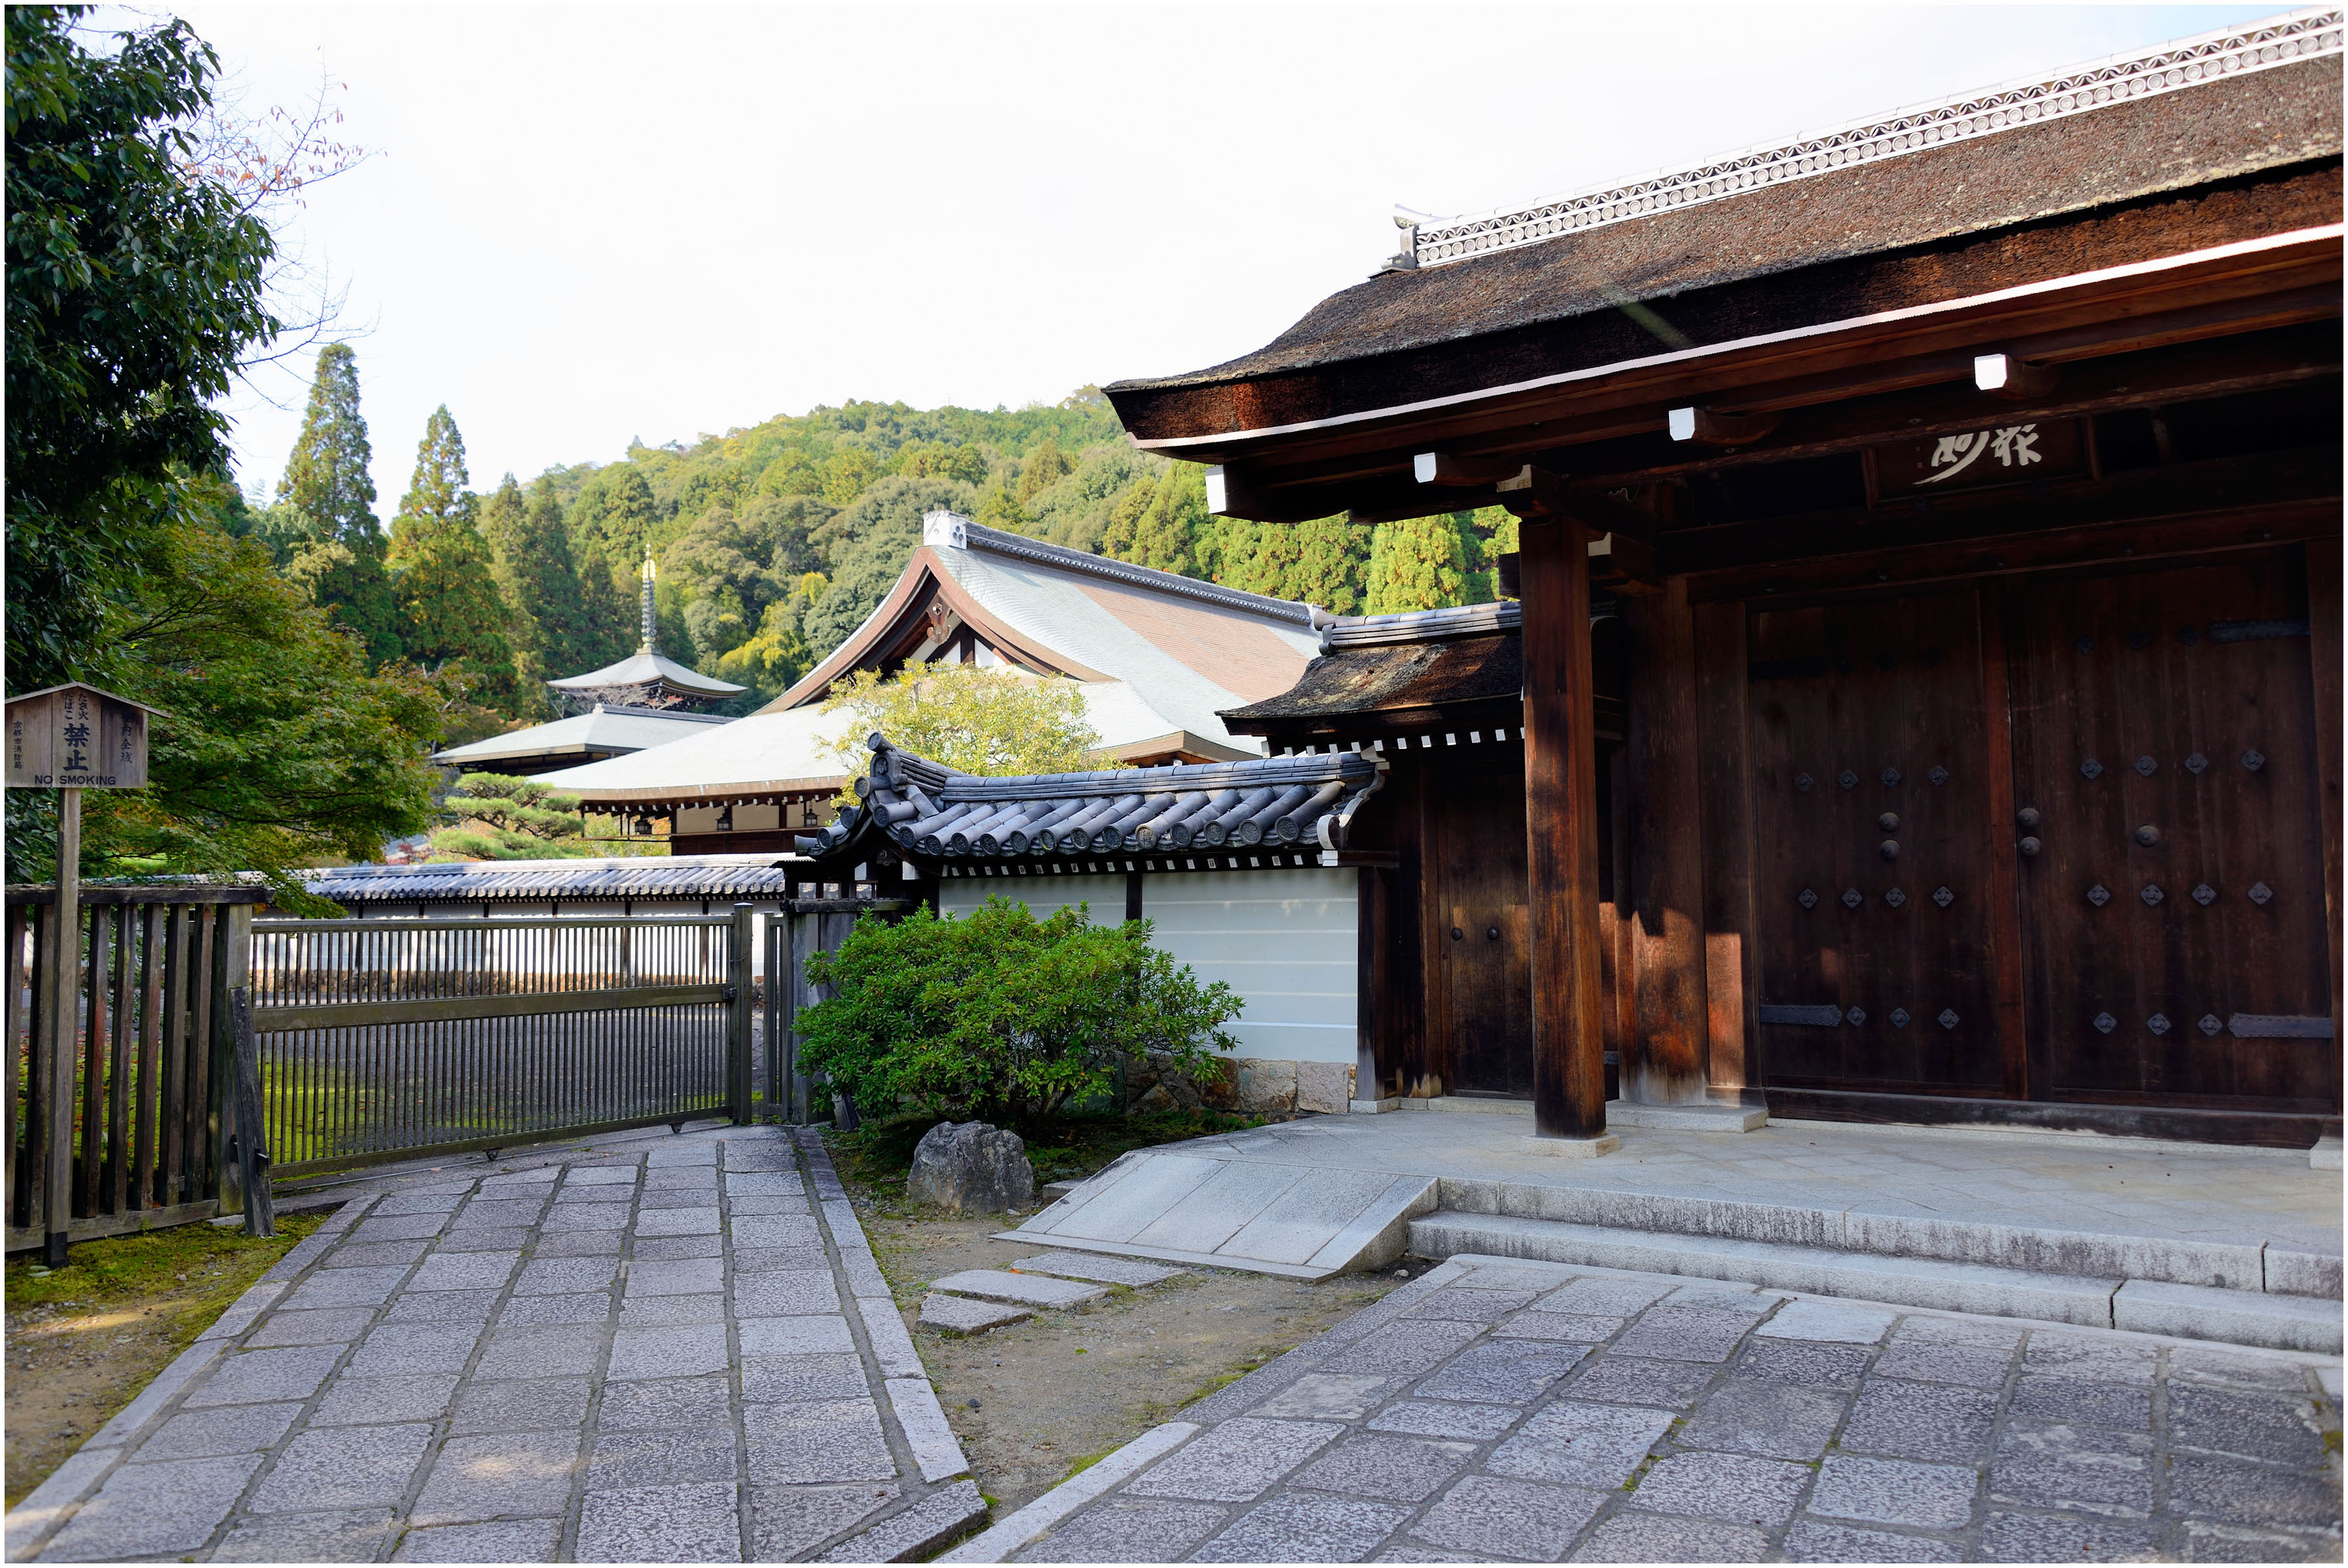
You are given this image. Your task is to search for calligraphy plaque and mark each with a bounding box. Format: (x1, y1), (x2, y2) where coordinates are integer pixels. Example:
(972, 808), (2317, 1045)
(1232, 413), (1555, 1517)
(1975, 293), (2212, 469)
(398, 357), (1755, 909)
(5, 683), (162, 789)
(1873, 418), (2086, 498)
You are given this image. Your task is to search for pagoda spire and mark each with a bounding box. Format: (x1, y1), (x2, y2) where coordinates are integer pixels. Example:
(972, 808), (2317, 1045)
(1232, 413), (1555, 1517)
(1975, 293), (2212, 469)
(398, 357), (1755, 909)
(639, 549), (658, 655)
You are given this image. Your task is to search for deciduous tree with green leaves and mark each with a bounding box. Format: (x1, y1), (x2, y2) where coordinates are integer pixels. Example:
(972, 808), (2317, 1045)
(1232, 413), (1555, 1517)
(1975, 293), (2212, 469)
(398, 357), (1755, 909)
(6, 5), (277, 691)
(820, 663), (1104, 798)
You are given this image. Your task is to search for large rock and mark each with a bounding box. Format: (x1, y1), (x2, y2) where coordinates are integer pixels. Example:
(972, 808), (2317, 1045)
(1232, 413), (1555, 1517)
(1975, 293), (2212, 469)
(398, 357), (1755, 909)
(907, 1121), (1036, 1214)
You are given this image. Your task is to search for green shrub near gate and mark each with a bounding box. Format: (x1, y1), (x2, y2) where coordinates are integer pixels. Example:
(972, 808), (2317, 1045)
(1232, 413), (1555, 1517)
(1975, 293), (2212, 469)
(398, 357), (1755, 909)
(795, 898), (1239, 1121)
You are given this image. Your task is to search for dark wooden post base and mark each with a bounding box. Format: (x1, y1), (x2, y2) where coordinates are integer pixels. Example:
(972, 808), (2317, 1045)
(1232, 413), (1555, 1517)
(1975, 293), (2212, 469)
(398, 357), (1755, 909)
(1519, 519), (1610, 1142)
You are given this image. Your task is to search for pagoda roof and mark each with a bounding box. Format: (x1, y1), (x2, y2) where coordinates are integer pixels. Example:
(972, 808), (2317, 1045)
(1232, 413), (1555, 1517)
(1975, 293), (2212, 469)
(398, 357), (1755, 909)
(547, 648), (745, 699)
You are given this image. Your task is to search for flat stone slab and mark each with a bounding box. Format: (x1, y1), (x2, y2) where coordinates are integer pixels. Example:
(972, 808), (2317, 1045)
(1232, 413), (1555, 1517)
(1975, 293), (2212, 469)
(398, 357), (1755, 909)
(1008, 1150), (1437, 1279)
(951, 1254), (2345, 1563)
(931, 1269), (1107, 1308)
(919, 1294), (1035, 1334)
(1011, 1252), (1185, 1288)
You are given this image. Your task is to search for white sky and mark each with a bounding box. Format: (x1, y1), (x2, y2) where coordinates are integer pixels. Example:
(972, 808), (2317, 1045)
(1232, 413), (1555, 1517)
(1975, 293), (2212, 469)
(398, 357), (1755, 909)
(159, 3), (2285, 514)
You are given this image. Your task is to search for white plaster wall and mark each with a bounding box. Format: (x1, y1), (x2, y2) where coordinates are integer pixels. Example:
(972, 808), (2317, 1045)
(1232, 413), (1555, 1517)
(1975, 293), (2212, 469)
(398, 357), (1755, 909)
(945, 869), (1359, 1065)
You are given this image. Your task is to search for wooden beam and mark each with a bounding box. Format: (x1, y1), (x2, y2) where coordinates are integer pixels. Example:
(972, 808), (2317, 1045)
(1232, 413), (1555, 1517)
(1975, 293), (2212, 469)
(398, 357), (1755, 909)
(1622, 579), (1711, 1104)
(1519, 517), (1610, 1142)
(1973, 352), (2060, 399)
(1668, 407), (1782, 445)
(1676, 450), (2341, 601)
(1247, 324), (2338, 512)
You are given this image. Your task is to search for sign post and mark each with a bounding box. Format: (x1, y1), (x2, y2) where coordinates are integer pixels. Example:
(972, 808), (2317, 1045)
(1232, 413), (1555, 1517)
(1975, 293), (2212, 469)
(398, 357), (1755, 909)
(5, 684), (166, 1266)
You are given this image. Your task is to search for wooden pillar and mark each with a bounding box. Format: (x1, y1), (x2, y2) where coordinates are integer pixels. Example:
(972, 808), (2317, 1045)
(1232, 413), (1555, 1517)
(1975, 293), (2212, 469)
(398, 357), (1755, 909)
(1519, 519), (1609, 1141)
(1692, 601), (1759, 1099)
(1623, 579), (1712, 1104)
(44, 790), (81, 1265)
(2308, 538), (2343, 1060)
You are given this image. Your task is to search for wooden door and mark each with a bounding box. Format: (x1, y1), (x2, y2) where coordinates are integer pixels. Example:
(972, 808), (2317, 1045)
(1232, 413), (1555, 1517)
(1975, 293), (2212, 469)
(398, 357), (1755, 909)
(2007, 556), (2338, 1112)
(1431, 745), (1534, 1097)
(1746, 591), (2010, 1095)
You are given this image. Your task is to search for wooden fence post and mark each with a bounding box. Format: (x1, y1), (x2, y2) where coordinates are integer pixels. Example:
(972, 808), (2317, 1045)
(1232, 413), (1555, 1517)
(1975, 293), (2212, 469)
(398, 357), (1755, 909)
(729, 903), (755, 1123)
(210, 903), (252, 1210)
(45, 799), (81, 1266)
(230, 987), (274, 1236)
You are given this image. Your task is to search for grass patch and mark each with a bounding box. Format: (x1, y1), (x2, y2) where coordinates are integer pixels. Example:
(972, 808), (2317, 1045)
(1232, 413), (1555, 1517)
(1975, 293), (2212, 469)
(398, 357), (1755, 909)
(832, 1107), (1264, 1197)
(6, 1211), (325, 1317)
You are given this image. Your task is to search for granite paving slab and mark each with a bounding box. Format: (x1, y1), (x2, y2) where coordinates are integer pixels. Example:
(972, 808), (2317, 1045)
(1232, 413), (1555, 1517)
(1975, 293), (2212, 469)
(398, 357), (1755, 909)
(3, 1125), (983, 1563)
(931, 1268), (1110, 1308)
(953, 1254), (2342, 1563)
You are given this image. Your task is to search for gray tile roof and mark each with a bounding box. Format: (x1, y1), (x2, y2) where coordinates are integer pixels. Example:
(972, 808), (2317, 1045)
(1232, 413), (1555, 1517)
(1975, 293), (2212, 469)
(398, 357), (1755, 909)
(798, 736), (1384, 864)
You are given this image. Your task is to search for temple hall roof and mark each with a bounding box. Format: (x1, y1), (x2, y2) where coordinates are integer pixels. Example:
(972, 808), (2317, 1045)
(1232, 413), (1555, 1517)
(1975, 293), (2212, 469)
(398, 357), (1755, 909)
(301, 854), (796, 905)
(547, 647), (745, 701)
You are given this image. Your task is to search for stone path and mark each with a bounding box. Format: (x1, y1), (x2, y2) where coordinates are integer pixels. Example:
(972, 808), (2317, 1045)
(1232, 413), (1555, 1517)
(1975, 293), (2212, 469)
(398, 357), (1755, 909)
(5, 1125), (985, 1563)
(950, 1254), (2345, 1563)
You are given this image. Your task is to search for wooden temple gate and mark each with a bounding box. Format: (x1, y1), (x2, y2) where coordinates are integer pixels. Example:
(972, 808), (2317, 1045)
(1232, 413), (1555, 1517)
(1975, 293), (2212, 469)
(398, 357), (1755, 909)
(1106, 18), (2345, 1148)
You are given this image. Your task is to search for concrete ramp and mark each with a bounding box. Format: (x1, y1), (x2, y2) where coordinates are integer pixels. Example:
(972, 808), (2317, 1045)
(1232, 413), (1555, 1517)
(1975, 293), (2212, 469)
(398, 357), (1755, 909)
(999, 1149), (1438, 1279)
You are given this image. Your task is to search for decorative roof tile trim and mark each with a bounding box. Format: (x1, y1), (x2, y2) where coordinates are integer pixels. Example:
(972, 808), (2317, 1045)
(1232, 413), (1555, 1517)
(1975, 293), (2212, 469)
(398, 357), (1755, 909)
(1321, 601), (1522, 652)
(1399, 9), (2342, 269)
(301, 860), (799, 902)
(803, 735), (1383, 862)
(923, 511), (1330, 629)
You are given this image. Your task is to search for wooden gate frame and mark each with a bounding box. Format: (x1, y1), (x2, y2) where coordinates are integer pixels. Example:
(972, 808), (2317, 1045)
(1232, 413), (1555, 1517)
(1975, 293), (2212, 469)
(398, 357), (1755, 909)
(250, 906), (760, 1176)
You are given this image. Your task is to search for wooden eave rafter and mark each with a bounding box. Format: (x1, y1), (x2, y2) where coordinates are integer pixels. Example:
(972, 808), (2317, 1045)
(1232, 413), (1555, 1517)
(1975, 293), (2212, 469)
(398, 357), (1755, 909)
(767, 549), (1112, 712)
(1177, 226), (2341, 521)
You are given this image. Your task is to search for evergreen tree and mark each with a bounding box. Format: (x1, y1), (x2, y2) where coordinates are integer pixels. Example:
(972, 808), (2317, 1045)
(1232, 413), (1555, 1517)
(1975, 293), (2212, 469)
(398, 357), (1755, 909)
(1365, 512), (1489, 615)
(388, 403), (473, 553)
(544, 480), (636, 670)
(278, 344), (400, 666)
(387, 407), (521, 714)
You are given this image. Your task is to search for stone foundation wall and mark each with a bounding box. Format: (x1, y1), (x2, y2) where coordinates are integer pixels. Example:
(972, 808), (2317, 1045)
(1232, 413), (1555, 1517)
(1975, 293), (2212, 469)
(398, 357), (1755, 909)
(1122, 1054), (1355, 1118)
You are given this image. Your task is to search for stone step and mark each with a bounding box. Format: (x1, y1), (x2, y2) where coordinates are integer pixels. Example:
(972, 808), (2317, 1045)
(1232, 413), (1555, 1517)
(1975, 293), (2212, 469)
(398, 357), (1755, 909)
(930, 1269), (1108, 1308)
(1408, 1212), (2344, 1353)
(1010, 1252), (1186, 1287)
(1434, 1173), (2342, 1300)
(1002, 1150), (1440, 1279)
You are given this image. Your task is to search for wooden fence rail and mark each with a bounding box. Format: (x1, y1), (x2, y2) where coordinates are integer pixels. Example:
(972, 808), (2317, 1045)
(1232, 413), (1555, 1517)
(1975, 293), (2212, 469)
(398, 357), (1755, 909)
(5, 886), (266, 1255)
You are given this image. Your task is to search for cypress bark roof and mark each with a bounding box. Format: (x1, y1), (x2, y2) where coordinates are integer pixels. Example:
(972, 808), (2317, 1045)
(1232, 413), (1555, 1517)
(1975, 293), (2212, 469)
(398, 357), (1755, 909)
(797, 735), (1384, 864)
(1107, 19), (2341, 441)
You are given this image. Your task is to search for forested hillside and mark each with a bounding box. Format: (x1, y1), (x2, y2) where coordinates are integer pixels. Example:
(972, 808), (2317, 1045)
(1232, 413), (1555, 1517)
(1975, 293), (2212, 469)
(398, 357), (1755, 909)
(251, 351), (1516, 728)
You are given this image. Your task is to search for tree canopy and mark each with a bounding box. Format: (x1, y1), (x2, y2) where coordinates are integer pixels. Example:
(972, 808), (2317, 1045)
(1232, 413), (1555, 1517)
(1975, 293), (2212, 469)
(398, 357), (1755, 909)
(5, 4), (276, 691)
(819, 664), (1104, 799)
(4, 9), (449, 903)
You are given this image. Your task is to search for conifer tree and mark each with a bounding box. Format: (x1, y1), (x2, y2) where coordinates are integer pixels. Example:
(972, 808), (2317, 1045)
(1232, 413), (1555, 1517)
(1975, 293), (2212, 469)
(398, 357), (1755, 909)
(387, 407), (521, 713)
(279, 344), (400, 666)
(540, 480), (636, 672)
(1365, 512), (1488, 615)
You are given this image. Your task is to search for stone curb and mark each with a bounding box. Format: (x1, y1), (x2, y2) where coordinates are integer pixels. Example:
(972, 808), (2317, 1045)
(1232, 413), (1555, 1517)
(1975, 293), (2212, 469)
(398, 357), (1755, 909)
(1, 1191), (379, 1561)
(938, 1421), (1200, 1563)
(817, 1478), (988, 1562)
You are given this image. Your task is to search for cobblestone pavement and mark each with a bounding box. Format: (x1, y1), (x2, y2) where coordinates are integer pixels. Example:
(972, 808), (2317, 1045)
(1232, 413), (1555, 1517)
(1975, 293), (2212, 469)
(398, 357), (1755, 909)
(4, 1125), (983, 1563)
(957, 1255), (2344, 1563)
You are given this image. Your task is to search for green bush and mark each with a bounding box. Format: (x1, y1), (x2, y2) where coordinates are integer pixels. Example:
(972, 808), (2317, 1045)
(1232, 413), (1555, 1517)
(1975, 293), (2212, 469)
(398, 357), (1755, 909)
(796, 898), (1240, 1121)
